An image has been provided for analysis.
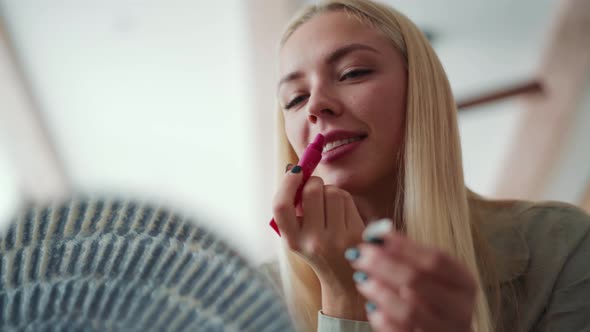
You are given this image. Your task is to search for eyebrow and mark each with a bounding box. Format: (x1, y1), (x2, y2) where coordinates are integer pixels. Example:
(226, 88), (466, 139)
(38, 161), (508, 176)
(278, 43), (380, 89)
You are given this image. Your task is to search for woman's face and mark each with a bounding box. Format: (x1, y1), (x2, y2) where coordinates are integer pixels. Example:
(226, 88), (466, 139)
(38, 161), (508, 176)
(278, 10), (407, 194)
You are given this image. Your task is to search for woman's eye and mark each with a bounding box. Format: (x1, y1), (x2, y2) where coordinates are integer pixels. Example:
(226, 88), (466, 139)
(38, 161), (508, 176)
(285, 95), (308, 110)
(340, 69), (372, 81)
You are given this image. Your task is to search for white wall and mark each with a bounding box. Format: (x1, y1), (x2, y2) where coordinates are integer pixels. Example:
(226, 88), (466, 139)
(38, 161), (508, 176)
(1, 0), (582, 265)
(435, 40), (536, 196)
(405, 7), (553, 197)
(544, 78), (590, 203)
(0, 149), (19, 226)
(1, 1), (270, 262)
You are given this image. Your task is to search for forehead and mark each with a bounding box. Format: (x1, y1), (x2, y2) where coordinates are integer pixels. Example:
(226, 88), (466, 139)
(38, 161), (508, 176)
(279, 11), (386, 72)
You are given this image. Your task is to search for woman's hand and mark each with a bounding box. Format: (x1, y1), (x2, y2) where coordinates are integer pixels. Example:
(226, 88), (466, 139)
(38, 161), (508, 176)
(272, 166), (367, 319)
(347, 227), (477, 331)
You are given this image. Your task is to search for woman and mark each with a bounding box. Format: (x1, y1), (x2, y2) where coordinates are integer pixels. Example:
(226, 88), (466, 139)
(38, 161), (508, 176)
(263, 1), (590, 331)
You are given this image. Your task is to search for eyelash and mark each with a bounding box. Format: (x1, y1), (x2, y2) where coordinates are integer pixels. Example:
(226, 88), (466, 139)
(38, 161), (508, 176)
(339, 68), (372, 81)
(284, 69), (373, 110)
(285, 95), (309, 110)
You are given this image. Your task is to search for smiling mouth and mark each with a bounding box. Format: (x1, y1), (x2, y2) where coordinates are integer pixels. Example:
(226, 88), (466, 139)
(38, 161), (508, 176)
(322, 135), (367, 153)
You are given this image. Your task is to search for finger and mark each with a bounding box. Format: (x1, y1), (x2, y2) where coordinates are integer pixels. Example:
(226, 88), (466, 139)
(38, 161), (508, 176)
(354, 242), (474, 297)
(301, 176), (325, 234)
(351, 244), (419, 291)
(271, 167), (304, 247)
(324, 185), (345, 233)
(365, 308), (409, 332)
(342, 191), (364, 233)
(352, 244), (474, 329)
(380, 232), (477, 291)
(398, 277), (474, 329)
(356, 277), (443, 332)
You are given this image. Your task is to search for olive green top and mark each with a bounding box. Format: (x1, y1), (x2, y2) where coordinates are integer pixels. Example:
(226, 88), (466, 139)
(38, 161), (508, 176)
(260, 200), (590, 331)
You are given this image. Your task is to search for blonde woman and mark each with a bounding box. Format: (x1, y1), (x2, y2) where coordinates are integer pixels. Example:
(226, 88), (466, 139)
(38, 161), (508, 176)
(262, 0), (590, 331)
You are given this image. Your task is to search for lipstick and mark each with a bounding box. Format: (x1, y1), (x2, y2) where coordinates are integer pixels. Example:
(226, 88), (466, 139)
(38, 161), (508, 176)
(270, 133), (325, 236)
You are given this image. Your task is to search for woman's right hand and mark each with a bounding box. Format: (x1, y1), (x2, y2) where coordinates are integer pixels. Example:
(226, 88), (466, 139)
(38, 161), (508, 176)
(272, 165), (367, 319)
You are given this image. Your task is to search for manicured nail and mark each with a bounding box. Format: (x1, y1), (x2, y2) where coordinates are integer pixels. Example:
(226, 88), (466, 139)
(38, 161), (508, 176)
(363, 218), (393, 245)
(290, 165), (302, 174)
(365, 237), (384, 245)
(365, 302), (377, 313)
(344, 247), (360, 261)
(285, 163), (294, 173)
(353, 271), (368, 283)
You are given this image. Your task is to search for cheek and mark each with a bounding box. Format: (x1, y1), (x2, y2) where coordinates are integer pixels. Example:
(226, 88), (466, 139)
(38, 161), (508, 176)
(283, 114), (309, 156)
(344, 82), (405, 152)
(371, 77), (406, 115)
(346, 82), (405, 130)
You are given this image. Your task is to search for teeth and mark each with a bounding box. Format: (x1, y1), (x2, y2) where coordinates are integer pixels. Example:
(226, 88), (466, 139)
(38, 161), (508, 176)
(322, 136), (363, 153)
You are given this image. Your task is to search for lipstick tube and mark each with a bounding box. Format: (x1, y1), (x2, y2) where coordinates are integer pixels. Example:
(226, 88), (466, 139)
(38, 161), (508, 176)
(270, 134), (324, 236)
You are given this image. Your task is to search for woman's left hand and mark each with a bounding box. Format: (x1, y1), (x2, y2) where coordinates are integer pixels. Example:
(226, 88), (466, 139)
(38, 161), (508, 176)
(347, 231), (477, 332)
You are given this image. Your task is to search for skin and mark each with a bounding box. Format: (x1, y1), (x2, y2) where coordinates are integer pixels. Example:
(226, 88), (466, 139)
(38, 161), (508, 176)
(273, 10), (476, 331)
(278, 10), (406, 222)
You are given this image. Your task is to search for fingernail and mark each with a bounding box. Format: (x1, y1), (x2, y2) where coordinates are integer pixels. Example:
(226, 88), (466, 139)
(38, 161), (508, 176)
(353, 271), (368, 283)
(365, 302), (377, 313)
(290, 165), (302, 174)
(285, 163), (294, 173)
(363, 218), (393, 245)
(344, 247), (360, 261)
(365, 237), (385, 245)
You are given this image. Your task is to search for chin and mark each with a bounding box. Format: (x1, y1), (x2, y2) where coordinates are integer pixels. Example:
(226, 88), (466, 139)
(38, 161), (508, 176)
(319, 172), (365, 193)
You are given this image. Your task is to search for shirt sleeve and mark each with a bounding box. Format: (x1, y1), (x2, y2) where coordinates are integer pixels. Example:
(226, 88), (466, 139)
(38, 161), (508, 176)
(317, 310), (373, 332)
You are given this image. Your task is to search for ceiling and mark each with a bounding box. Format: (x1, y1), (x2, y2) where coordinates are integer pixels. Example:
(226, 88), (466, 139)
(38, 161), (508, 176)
(303, 0), (590, 201)
(381, 1), (556, 94)
(0, 0), (587, 259)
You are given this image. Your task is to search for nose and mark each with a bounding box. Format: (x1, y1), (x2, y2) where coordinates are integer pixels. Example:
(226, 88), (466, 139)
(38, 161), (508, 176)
(306, 88), (342, 124)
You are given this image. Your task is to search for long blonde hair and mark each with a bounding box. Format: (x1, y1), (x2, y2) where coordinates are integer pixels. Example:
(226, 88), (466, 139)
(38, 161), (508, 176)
(276, 1), (496, 331)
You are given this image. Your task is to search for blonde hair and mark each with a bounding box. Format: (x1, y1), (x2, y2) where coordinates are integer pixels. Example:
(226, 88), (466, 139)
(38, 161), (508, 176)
(276, 1), (496, 331)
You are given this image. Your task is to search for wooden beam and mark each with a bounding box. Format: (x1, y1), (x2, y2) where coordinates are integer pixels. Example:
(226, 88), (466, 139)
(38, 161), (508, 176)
(244, 0), (304, 263)
(582, 180), (590, 213)
(494, 0), (590, 200)
(0, 17), (71, 201)
(457, 80), (544, 110)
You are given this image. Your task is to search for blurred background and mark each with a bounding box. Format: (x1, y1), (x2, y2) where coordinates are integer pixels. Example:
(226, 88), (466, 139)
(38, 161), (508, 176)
(0, 0), (589, 265)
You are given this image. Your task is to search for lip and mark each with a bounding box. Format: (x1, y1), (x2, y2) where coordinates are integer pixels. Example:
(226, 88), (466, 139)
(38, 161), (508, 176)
(315, 129), (368, 163)
(319, 130), (368, 146)
(322, 139), (364, 163)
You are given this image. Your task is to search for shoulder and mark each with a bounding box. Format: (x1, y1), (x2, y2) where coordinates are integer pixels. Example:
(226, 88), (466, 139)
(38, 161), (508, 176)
(474, 199), (590, 283)
(475, 199), (590, 329)
(513, 201), (590, 280)
(513, 202), (590, 330)
(475, 198), (590, 254)
(514, 201), (590, 277)
(513, 200), (590, 239)
(511, 201), (590, 270)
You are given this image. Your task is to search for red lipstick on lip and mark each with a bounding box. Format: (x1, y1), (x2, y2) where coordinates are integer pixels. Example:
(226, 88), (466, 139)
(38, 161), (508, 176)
(269, 133), (325, 237)
(321, 130), (367, 163)
(322, 130), (367, 144)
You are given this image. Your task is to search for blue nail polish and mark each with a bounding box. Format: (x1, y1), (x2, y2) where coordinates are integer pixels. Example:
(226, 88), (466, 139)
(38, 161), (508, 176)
(353, 271), (368, 283)
(344, 247), (360, 261)
(365, 236), (385, 245)
(362, 219), (393, 245)
(290, 165), (302, 174)
(365, 302), (377, 313)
